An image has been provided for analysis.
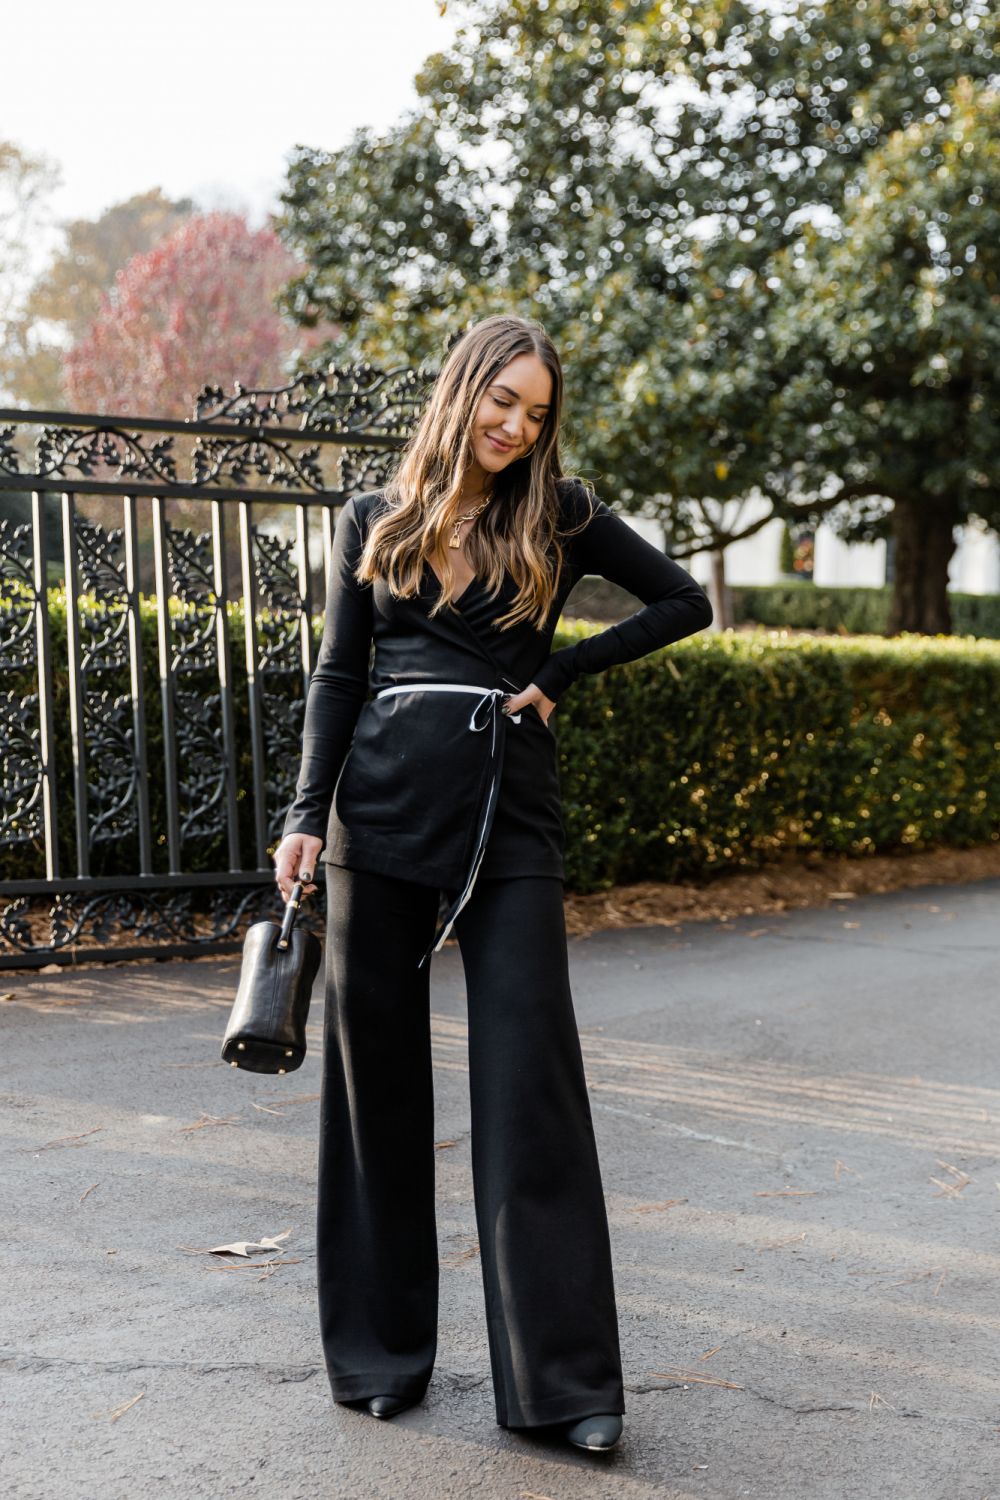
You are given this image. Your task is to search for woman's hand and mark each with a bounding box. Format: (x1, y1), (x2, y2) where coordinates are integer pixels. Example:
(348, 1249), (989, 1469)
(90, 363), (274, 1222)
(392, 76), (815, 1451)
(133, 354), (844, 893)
(274, 834), (323, 902)
(503, 682), (556, 726)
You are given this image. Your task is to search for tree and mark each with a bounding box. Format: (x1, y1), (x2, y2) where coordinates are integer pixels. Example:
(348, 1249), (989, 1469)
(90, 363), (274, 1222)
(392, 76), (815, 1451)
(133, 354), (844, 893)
(0, 141), (58, 389)
(0, 188), (194, 410)
(277, 0), (1000, 632)
(782, 80), (1000, 633)
(63, 211), (326, 419)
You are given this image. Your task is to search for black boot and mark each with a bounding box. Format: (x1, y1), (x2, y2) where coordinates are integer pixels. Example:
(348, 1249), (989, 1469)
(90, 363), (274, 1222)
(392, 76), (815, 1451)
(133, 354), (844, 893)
(367, 1394), (417, 1419)
(566, 1413), (623, 1451)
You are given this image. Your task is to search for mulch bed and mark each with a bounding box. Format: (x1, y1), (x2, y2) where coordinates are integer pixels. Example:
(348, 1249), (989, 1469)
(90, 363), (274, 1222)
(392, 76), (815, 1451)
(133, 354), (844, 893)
(563, 842), (1000, 937)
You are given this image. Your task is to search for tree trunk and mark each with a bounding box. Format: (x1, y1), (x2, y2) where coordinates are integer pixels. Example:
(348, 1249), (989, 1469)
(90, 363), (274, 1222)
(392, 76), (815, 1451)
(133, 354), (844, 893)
(886, 498), (958, 636)
(709, 550), (733, 630)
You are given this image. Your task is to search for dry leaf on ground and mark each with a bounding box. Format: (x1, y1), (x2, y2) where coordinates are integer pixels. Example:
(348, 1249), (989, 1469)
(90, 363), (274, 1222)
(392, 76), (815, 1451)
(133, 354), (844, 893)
(180, 1227), (293, 1258)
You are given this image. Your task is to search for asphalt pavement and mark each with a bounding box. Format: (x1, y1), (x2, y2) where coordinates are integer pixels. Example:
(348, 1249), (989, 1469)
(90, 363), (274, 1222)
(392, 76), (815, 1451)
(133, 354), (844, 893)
(2, 880), (999, 1500)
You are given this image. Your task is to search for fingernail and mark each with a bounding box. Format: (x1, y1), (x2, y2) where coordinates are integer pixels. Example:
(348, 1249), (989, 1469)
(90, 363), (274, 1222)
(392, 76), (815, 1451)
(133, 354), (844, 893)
(501, 706), (511, 716)
(301, 871), (313, 883)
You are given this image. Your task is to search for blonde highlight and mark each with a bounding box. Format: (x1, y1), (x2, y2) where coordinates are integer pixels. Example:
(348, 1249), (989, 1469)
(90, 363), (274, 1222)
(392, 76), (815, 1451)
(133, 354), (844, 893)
(356, 316), (568, 629)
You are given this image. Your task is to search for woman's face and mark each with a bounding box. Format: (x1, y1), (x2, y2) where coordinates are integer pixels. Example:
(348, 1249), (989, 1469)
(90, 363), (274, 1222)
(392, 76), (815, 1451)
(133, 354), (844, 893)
(470, 352), (553, 477)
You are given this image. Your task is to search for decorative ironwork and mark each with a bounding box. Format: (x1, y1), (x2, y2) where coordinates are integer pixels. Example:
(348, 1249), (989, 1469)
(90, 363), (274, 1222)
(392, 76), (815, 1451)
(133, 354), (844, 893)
(0, 521), (42, 846)
(9, 426), (180, 485)
(339, 445), (402, 498)
(249, 524), (308, 842)
(0, 691), (44, 846)
(73, 514), (141, 846)
(0, 520), (36, 671)
(164, 523), (230, 847)
(192, 433), (325, 492)
(0, 882), (294, 957)
(0, 361), (424, 963)
(195, 363), (429, 439)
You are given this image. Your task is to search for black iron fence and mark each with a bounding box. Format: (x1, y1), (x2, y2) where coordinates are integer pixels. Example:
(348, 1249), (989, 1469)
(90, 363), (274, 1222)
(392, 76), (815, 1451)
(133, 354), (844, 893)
(0, 366), (424, 968)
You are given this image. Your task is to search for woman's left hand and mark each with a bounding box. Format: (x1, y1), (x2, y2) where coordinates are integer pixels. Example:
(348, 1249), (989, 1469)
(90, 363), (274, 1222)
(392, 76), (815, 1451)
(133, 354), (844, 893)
(503, 682), (556, 726)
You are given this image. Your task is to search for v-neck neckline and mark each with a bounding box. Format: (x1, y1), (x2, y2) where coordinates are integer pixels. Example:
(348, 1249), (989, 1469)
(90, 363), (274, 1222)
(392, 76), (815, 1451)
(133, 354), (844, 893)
(425, 561), (480, 609)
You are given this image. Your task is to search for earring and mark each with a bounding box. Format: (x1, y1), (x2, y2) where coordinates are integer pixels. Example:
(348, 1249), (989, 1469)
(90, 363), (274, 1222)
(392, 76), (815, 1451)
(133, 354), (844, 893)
(522, 442), (537, 459)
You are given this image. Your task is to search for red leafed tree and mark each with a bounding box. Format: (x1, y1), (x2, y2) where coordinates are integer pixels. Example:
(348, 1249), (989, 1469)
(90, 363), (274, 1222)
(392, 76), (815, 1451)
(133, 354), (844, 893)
(63, 211), (323, 418)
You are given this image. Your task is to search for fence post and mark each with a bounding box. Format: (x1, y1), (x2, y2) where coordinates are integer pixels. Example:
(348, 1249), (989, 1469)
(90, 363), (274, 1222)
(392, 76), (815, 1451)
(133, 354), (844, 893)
(152, 496), (182, 875)
(61, 492), (89, 879)
(31, 491), (59, 880)
(211, 500), (241, 873)
(239, 501), (269, 871)
(124, 495), (153, 876)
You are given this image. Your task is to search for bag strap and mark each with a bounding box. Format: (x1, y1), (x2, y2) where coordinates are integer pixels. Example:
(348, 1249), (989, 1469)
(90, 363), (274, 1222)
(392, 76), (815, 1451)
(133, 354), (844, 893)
(277, 879), (307, 950)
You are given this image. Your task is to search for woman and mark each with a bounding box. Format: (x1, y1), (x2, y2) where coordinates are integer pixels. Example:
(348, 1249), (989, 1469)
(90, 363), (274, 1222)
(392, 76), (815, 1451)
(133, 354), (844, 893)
(275, 315), (712, 1451)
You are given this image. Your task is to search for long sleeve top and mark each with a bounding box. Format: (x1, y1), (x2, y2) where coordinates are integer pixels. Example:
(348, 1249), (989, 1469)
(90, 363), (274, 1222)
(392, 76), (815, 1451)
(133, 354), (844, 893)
(283, 481), (712, 887)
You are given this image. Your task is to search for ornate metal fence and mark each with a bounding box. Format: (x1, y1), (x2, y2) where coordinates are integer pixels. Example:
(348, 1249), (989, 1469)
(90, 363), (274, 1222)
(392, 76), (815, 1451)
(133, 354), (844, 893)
(0, 366), (423, 968)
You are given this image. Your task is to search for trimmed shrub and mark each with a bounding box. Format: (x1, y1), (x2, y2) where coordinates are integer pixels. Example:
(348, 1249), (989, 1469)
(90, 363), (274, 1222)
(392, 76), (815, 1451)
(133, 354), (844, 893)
(553, 625), (1000, 891)
(732, 583), (1000, 640)
(6, 604), (1000, 893)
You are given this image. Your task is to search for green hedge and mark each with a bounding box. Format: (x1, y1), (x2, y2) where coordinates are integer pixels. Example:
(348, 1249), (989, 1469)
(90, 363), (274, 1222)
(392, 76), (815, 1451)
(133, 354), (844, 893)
(553, 624), (1000, 891)
(6, 603), (1000, 893)
(731, 583), (1000, 639)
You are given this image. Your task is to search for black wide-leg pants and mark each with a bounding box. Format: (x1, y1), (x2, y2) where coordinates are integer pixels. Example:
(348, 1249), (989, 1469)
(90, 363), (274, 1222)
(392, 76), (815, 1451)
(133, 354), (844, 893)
(319, 865), (624, 1428)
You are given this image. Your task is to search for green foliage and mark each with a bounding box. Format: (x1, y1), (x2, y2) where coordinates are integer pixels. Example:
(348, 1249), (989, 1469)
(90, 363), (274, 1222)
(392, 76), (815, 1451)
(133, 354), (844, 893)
(8, 605), (1000, 893)
(778, 526), (796, 578)
(276, 0), (1000, 584)
(730, 585), (1000, 640)
(552, 624), (1000, 890)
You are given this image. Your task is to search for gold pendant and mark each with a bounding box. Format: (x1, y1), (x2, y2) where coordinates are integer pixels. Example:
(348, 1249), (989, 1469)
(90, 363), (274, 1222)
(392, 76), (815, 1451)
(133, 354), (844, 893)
(448, 528), (462, 549)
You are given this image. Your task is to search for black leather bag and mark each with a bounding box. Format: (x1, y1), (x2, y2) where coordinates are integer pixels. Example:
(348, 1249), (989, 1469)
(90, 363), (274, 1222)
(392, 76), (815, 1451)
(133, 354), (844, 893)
(222, 881), (322, 1074)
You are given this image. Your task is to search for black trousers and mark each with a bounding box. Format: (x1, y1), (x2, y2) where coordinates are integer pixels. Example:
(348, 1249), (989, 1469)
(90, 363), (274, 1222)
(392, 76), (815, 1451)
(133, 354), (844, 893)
(319, 866), (624, 1428)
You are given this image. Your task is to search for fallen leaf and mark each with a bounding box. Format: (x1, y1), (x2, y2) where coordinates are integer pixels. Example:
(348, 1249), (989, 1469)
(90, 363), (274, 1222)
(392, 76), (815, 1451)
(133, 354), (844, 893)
(843, 921), (861, 929)
(632, 1199), (687, 1212)
(180, 1227), (293, 1258)
(79, 1183), (99, 1204)
(1, 992), (15, 1001)
(754, 1190), (816, 1197)
(434, 1141), (457, 1149)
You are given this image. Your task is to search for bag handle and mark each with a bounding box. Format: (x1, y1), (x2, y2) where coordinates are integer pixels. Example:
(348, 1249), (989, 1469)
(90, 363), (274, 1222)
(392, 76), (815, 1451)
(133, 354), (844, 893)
(277, 875), (310, 951)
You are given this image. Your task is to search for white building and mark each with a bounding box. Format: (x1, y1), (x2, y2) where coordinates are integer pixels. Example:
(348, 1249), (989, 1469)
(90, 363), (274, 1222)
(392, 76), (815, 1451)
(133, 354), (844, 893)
(661, 502), (1000, 597)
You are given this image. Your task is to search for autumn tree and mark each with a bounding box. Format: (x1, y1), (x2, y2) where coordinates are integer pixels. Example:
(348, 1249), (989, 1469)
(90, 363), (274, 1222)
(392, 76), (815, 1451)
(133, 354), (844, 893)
(0, 188), (194, 410)
(277, 0), (1000, 632)
(64, 211), (320, 419)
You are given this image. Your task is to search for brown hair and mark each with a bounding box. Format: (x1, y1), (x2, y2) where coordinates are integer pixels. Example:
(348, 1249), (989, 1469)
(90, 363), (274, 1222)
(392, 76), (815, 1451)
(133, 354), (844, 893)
(356, 314), (569, 628)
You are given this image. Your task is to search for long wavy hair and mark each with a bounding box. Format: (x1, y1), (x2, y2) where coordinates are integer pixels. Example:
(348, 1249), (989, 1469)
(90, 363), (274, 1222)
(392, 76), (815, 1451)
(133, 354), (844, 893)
(356, 315), (569, 628)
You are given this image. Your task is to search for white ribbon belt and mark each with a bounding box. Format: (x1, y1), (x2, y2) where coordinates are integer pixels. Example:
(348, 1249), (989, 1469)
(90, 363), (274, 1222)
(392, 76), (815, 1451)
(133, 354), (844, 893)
(375, 681), (517, 957)
(377, 682), (520, 727)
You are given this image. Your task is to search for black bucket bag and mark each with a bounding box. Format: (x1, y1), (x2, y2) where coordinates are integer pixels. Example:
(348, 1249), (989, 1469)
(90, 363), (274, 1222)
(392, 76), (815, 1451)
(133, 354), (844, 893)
(222, 879), (322, 1074)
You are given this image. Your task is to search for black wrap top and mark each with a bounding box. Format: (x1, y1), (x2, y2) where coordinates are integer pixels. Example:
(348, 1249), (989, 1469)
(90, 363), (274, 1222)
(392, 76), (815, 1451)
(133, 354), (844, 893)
(283, 482), (713, 887)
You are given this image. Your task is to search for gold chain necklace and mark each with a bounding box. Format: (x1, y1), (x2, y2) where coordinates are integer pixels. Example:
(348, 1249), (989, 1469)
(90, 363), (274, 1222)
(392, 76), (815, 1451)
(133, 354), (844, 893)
(448, 489), (493, 549)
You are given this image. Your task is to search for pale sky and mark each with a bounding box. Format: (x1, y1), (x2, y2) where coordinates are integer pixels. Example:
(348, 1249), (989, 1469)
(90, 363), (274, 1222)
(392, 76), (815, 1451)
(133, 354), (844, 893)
(3, 0), (461, 230)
